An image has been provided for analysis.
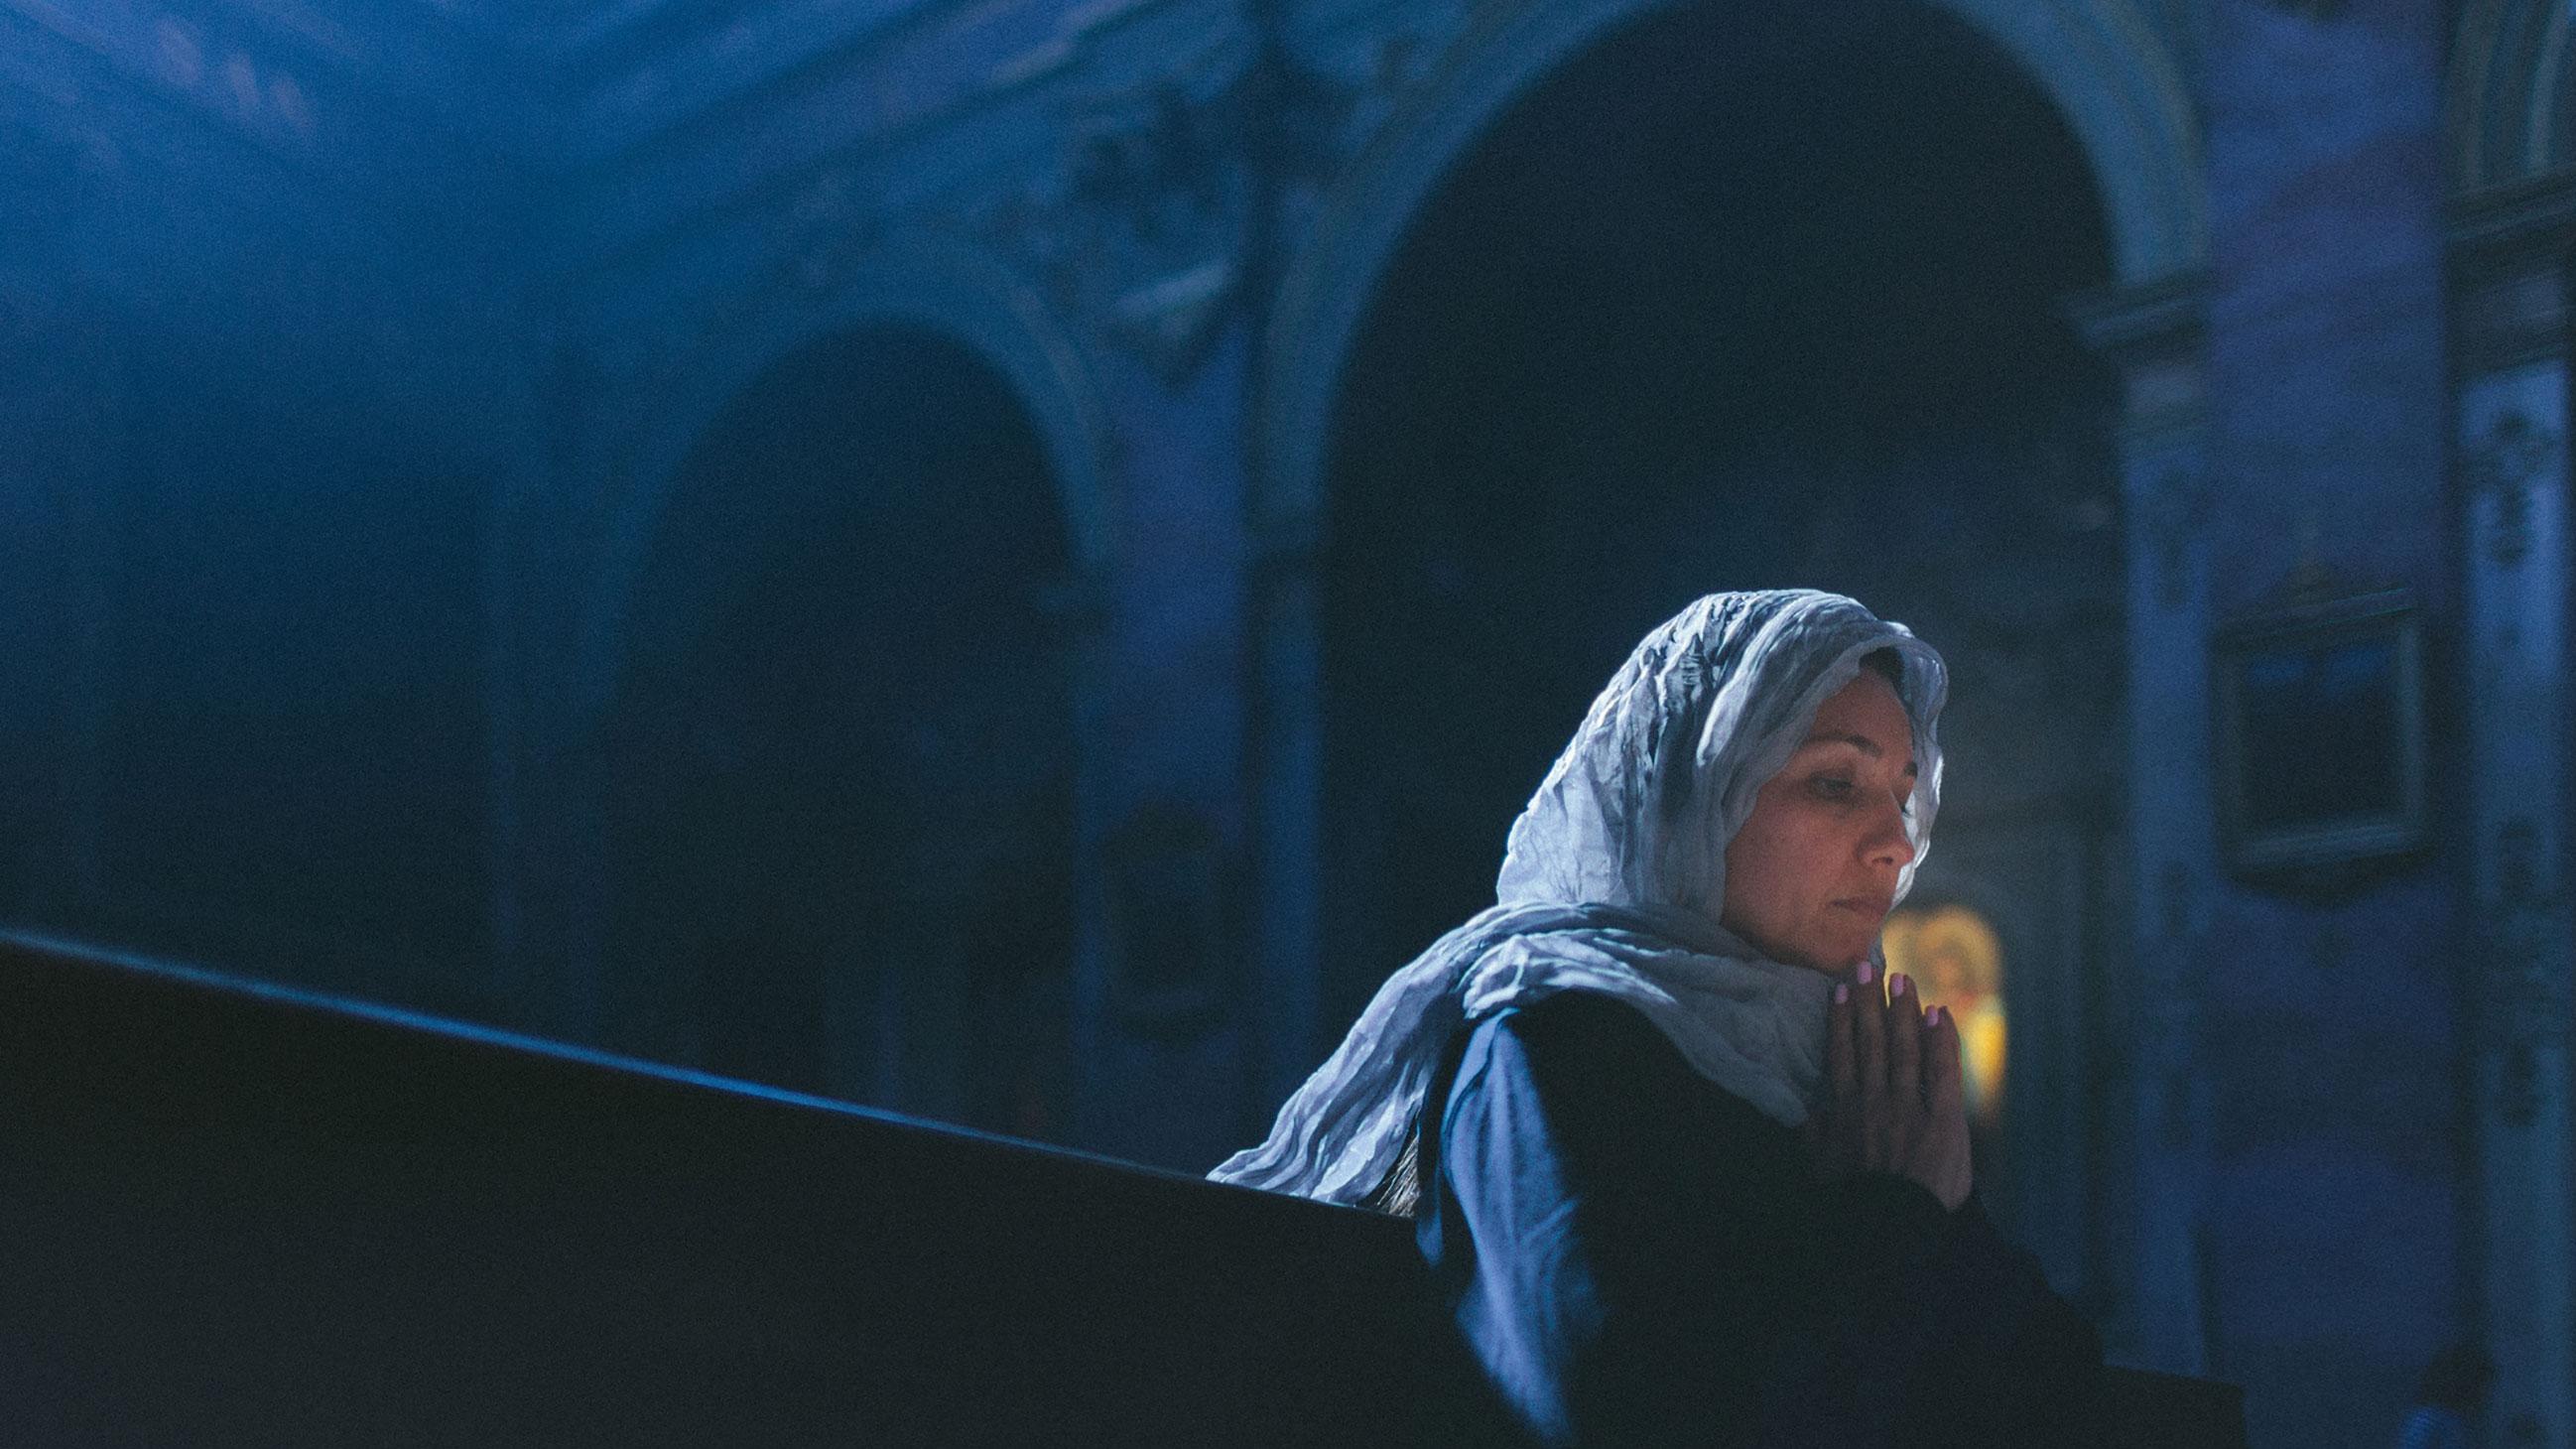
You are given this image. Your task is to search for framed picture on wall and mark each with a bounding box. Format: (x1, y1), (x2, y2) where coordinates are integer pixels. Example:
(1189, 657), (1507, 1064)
(2212, 588), (2426, 879)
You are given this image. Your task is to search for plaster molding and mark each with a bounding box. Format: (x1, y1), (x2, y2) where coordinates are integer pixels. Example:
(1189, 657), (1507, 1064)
(2450, 167), (2576, 256)
(2447, 0), (2574, 195)
(2064, 268), (2209, 355)
(2065, 270), (2211, 446)
(2457, 358), (2576, 1449)
(3, 3), (310, 144)
(947, 29), (1354, 387)
(2449, 173), (2576, 374)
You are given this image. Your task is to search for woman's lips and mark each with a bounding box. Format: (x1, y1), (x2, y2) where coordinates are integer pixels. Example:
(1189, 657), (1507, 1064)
(1832, 897), (1893, 917)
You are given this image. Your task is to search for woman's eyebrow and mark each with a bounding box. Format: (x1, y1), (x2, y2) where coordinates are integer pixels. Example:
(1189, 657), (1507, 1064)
(1801, 731), (1920, 776)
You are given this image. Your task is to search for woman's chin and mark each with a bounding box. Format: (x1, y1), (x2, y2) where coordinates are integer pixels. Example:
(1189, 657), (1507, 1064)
(1781, 943), (1865, 975)
(1810, 938), (1877, 975)
(1738, 921), (1870, 974)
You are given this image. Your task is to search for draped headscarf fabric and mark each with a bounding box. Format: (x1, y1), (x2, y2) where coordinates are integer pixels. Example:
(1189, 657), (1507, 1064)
(1209, 590), (1948, 1206)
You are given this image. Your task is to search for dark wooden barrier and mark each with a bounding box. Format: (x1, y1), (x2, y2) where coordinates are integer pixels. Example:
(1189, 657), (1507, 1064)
(0, 931), (2242, 1445)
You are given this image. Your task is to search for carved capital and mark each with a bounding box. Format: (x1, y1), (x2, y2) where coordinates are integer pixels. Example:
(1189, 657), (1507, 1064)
(2450, 174), (2576, 372)
(2063, 272), (2209, 442)
(2456, 265), (2571, 376)
(962, 35), (1356, 386)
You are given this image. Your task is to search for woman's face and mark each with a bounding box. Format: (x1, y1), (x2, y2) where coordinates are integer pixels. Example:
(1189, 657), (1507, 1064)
(1719, 669), (1919, 973)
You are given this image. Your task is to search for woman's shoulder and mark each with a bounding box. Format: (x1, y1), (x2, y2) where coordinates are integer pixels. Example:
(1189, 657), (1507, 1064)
(1460, 991), (1683, 1090)
(1453, 991), (1782, 1136)
(1434, 991), (1821, 1264)
(1480, 988), (1671, 1050)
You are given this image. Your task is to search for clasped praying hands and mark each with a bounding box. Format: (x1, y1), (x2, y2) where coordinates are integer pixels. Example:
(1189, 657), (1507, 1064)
(1805, 962), (1974, 1212)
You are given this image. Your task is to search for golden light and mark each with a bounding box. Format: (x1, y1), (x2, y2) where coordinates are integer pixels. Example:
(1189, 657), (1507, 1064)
(1880, 903), (2005, 1123)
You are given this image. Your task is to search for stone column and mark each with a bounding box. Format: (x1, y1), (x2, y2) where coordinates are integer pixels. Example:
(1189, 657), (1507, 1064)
(1245, 511), (1325, 1123)
(2451, 176), (2576, 1449)
(2071, 271), (2217, 1376)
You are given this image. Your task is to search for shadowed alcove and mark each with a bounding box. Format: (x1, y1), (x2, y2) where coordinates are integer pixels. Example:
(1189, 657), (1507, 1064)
(602, 325), (1079, 1140)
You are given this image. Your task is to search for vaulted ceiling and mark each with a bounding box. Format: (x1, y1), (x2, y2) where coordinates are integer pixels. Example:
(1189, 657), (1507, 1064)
(1, 0), (934, 186)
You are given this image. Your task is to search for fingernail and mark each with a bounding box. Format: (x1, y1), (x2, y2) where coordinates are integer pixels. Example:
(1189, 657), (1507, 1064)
(1857, 962), (1874, 986)
(1891, 973), (1908, 998)
(1835, 983), (1850, 1004)
(1927, 1005), (1945, 1027)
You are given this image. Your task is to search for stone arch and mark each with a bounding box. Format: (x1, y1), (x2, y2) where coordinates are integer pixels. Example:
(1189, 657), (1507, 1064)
(2449, 0), (2576, 193)
(1270, 0), (2131, 1258)
(592, 313), (1085, 1126)
(579, 237), (1112, 724)
(1255, 0), (2201, 533)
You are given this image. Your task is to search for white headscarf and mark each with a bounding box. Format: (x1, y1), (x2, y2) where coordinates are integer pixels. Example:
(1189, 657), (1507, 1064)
(1210, 590), (1947, 1205)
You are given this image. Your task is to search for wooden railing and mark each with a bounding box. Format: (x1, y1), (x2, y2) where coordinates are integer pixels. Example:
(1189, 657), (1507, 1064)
(0, 931), (2243, 1445)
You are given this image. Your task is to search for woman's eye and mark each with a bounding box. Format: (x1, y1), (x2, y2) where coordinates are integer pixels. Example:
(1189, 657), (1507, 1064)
(1809, 775), (1856, 800)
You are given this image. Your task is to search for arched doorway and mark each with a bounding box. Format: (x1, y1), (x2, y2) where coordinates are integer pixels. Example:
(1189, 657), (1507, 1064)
(601, 326), (1079, 1141)
(1319, 0), (2121, 1226)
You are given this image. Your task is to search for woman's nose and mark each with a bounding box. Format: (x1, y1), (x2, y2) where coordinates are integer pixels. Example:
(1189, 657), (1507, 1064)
(1864, 802), (1917, 869)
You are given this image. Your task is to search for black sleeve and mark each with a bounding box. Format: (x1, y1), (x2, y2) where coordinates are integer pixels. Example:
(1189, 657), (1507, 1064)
(1426, 993), (2102, 1448)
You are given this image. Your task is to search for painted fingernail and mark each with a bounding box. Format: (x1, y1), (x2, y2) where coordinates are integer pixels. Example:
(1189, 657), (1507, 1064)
(1835, 983), (1850, 1004)
(1891, 973), (1908, 997)
(1927, 1005), (1945, 1027)
(1857, 962), (1874, 986)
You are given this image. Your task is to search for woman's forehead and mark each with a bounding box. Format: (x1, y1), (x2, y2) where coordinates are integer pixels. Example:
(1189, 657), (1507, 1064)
(1799, 674), (1916, 761)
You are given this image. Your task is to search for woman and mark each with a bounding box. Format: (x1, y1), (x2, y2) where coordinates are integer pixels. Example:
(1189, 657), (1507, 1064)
(1213, 591), (2102, 1446)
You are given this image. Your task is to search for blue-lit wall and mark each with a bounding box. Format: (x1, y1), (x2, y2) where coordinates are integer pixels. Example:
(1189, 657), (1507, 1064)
(2196, 0), (2462, 1437)
(0, 2), (546, 1011)
(1, 0), (2569, 1444)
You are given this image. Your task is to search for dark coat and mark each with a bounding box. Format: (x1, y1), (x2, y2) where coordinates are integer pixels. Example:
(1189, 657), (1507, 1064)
(1412, 991), (2105, 1447)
